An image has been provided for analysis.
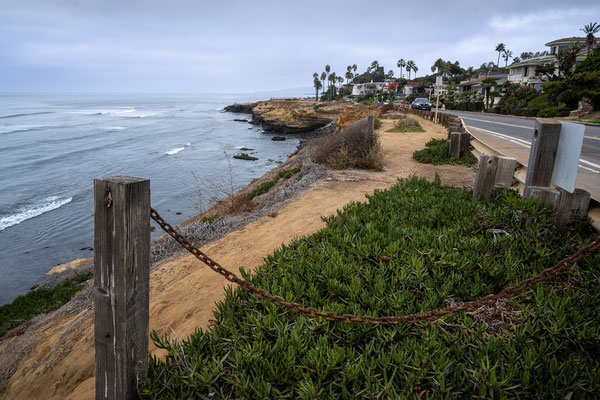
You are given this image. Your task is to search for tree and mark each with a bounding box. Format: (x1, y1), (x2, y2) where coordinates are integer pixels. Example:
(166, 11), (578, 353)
(320, 72), (327, 95)
(406, 60), (416, 80)
(503, 49), (513, 67)
(345, 70), (353, 85)
(313, 77), (322, 100)
(431, 58), (450, 76)
(512, 57), (521, 63)
(413, 64), (418, 78)
(481, 77), (497, 110)
(325, 65), (331, 96)
(581, 22), (600, 55)
(352, 64), (358, 80)
(556, 43), (581, 77)
(397, 59), (406, 78)
(495, 43), (506, 67)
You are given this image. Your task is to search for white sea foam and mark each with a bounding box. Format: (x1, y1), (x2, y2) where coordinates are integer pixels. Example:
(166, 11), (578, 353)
(107, 126), (126, 130)
(0, 196), (73, 231)
(186, 142), (191, 146)
(165, 147), (185, 155)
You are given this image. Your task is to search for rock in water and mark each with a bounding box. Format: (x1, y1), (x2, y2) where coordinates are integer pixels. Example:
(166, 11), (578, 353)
(271, 136), (286, 141)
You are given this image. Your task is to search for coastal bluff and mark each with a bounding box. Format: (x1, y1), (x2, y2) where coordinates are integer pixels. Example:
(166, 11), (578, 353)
(225, 99), (378, 133)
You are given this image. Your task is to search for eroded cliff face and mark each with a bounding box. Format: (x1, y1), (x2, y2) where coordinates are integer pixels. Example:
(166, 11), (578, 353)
(225, 99), (380, 133)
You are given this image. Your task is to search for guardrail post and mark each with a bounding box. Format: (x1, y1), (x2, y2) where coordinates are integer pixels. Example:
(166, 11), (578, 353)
(523, 119), (561, 198)
(449, 132), (471, 158)
(473, 155), (499, 200)
(94, 176), (150, 400)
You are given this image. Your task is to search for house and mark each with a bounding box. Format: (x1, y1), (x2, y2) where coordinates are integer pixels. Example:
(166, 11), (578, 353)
(351, 81), (385, 96)
(457, 73), (507, 95)
(381, 82), (400, 93)
(403, 82), (424, 95)
(507, 36), (597, 89)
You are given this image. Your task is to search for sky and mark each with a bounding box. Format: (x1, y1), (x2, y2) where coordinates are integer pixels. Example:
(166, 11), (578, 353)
(1, 0), (599, 93)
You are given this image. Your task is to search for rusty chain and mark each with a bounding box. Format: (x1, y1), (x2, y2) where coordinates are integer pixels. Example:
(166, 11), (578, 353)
(151, 208), (600, 325)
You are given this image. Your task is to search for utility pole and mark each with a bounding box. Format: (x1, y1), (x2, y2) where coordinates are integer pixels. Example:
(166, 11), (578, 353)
(434, 69), (442, 124)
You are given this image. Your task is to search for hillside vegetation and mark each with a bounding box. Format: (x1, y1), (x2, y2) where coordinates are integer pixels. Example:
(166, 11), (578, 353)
(141, 177), (600, 399)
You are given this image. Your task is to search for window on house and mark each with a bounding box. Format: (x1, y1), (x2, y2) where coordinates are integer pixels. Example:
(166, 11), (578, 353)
(524, 66), (530, 77)
(550, 46), (556, 55)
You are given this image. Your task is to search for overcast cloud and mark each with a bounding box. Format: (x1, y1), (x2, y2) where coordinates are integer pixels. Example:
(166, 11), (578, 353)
(1, 0), (599, 93)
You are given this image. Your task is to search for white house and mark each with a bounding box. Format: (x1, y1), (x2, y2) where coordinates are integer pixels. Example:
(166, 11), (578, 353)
(507, 36), (597, 89)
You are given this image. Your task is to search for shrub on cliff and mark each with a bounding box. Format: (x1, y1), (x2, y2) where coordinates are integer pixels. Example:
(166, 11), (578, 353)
(310, 118), (383, 170)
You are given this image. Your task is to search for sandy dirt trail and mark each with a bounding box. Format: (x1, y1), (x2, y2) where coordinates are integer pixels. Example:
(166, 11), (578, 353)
(0, 117), (475, 400)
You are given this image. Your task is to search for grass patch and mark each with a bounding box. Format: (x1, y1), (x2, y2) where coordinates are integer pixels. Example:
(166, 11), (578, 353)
(387, 117), (424, 133)
(579, 119), (600, 124)
(413, 138), (477, 165)
(250, 168), (301, 198)
(233, 153), (258, 161)
(0, 272), (92, 338)
(141, 177), (600, 398)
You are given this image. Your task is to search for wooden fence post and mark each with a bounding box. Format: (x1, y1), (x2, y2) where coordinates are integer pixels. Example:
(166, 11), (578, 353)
(94, 176), (150, 400)
(523, 119), (561, 198)
(473, 155), (499, 200)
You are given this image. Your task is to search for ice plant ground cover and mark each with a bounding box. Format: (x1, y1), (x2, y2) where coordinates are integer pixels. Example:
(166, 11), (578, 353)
(141, 177), (600, 399)
(413, 138), (477, 166)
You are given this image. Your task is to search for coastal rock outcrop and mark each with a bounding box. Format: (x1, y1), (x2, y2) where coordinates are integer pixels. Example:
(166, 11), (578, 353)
(225, 99), (380, 134)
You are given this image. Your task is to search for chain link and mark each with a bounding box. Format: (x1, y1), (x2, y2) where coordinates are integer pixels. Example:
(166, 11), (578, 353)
(151, 208), (600, 325)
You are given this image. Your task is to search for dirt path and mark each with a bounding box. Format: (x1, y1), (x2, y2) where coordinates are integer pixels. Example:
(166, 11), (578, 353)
(0, 116), (475, 400)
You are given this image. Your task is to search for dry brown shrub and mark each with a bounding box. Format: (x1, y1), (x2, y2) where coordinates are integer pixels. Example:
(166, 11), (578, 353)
(310, 118), (383, 170)
(394, 117), (420, 129)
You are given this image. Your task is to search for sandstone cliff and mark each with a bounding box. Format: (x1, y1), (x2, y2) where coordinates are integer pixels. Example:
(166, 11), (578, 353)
(225, 99), (382, 133)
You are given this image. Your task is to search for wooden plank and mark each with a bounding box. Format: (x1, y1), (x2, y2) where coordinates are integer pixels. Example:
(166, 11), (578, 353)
(526, 186), (561, 207)
(523, 119), (561, 196)
(449, 132), (461, 158)
(494, 156), (517, 188)
(555, 188), (591, 227)
(473, 155), (499, 200)
(94, 176), (150, 400)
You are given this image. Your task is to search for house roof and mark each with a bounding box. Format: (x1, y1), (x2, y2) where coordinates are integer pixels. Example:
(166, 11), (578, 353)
(406, 82), (423, 87)
(509, 55), (555, 68)
(545, 37), (588, 47)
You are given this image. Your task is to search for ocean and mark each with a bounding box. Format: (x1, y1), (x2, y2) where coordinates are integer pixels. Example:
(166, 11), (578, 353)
(0, 92), (307, 305)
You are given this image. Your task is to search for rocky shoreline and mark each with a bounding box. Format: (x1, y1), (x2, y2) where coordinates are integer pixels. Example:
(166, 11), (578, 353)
(225, 98), (378, 133)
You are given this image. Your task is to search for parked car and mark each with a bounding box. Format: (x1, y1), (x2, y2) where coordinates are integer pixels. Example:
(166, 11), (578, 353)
(411, 98), (432, 111)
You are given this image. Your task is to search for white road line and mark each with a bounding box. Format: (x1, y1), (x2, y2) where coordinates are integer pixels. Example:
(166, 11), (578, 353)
(459, 116), (531, 130)
(465, 124), (600, 174)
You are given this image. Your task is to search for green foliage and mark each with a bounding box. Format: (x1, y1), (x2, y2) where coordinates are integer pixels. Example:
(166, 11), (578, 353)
(527, 94), (548, 109)
(444, 101), (485, 112)
(140, 178), (600, 398)
(373, 118), (382, 130)
(413, 138), (477, 165)
(233, 153), (259, 161)
(0, 272), (92, 337)
(250, 168), (301, 198)
(537, 107), (559, 118)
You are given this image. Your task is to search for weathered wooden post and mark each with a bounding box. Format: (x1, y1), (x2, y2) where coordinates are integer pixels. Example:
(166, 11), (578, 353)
(94, 176), (150, 400)
(449, 132), (471, 158)
(472, 155), (499, 200)
(523, 119), (561, 198)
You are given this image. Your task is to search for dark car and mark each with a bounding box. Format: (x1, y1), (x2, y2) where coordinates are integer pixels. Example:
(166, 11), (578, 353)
(411, 98), (432, 111)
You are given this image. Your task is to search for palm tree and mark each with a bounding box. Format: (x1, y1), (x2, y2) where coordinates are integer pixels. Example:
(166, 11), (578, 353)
(345, 70), (353, 85)
(495, 43), (506, 68)
(503, 49), (513, 67)
(431, 58), (450, 76)
(313, 77), (322, 100)
(581, 22), (600, 55)
(352, 64), (358, 80)
(325, 65), (331, 95)
(406, 60), (416, 80)
(397, 58), (406, 78)
(413, 64), (418, 78)
(320, 72), (327, 94)
(481, 78), (497, 110)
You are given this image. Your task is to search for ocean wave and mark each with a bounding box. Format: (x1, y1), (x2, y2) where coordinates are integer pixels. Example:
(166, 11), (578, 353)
(106, 126), (127, 130)
(0, 125), (49, 134)
(165, 147), (185, 155)
(0, 111), (54, 119)
(0, 196), (73, 232)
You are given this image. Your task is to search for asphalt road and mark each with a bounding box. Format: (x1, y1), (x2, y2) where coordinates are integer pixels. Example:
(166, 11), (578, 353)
(441, 110), (600, 174)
